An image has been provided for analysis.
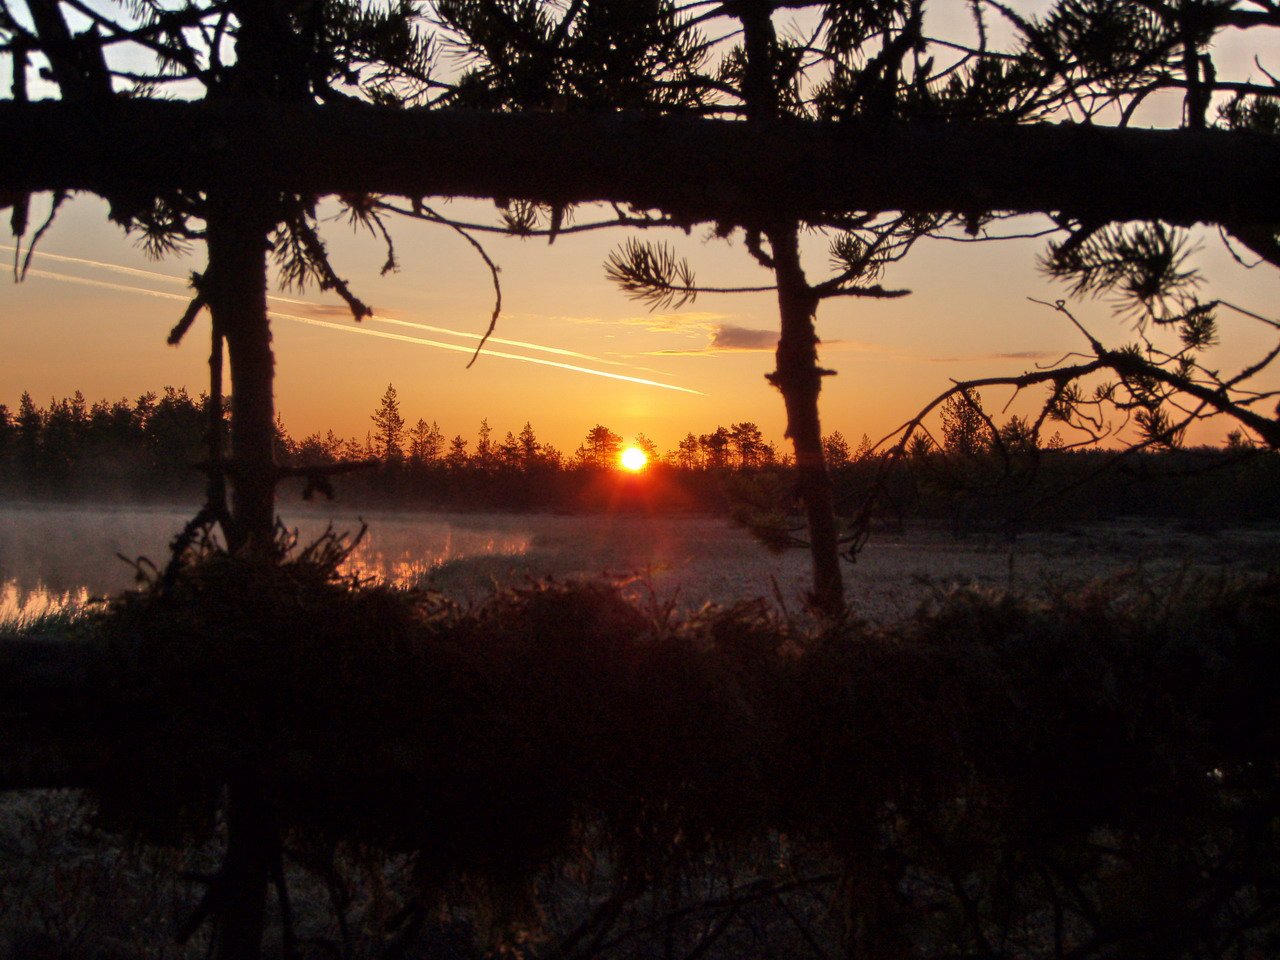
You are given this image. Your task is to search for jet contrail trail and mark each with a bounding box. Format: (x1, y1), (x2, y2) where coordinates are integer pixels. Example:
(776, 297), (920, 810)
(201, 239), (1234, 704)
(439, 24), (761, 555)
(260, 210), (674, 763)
(23, 268), (192, 302)
(271, 309), (704, 394)
(367, 314), (626, 366)
(5, 244), (662, 372)
(4, 245), (202, 290)
(17, 266), (705, 395)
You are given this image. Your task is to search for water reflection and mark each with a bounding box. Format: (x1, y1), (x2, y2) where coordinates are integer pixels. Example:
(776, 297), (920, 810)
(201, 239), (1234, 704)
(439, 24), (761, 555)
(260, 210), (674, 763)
(0, 506), (530, 620)
(0, 580), (92, 624)
(337, 526), (528, 587)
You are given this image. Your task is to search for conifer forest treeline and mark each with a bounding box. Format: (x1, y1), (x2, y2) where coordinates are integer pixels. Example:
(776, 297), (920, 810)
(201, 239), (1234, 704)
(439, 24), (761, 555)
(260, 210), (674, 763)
(5, 383), (1278, 532)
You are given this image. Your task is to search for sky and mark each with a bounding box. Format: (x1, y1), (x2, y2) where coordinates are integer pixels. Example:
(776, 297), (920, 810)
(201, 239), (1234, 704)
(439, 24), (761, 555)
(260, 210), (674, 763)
(4, 197), (1275, 455)
(2, 4), (1277, 456)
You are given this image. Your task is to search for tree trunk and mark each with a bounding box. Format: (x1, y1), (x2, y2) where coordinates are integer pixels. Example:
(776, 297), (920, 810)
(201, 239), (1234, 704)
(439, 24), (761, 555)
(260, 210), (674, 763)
(202, 191), (278, 959)
(767, 225), (845, 617)
(734, 4), (844, 616)
(204, 190), (277, 553)
(214, 773), (277, 960)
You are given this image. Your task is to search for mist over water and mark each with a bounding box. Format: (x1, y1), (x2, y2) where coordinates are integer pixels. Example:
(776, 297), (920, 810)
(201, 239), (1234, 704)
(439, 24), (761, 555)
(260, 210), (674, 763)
(0, 503), (825, 619)
(8, 504), (1270, 626)
(0, 505), (531, 619)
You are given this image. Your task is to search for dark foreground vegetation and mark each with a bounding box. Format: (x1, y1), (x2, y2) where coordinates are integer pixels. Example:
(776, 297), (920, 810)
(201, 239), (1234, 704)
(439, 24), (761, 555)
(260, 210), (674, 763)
(3, 529), (1280, 958)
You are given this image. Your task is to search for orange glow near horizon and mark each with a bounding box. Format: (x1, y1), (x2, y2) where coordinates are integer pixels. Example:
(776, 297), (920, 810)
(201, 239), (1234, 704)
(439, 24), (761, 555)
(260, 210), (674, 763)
(3, 196), (1275, 455)
(620, 447), (648, 472)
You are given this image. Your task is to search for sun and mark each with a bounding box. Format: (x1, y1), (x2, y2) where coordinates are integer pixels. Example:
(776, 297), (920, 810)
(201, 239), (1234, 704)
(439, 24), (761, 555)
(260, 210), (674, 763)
(619, 447), (648, 472)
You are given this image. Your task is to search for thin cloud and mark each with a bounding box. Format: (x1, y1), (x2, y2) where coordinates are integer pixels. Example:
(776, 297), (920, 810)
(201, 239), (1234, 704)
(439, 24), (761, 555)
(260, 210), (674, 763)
(302, 303), (360, 318)
(647, 329), (887, 357)
(618, 311), (732, 333)
(993, 350), (1058, 361)
(926, 350), (1057, 363)
(547, 310), (732, 332)
(3, 245), (191, 288)
(645, 322), (777, 356)
(23, 269), (191, 303)
(710, 324), (776, 350)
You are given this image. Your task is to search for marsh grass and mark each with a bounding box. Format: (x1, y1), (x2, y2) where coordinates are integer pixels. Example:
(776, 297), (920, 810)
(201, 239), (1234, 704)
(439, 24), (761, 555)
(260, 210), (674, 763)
(0, 601), (89, 642)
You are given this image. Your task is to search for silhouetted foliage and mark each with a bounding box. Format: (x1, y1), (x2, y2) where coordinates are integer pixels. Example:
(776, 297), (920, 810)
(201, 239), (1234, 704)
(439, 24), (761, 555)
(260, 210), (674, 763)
(73, 527), (1280, 959)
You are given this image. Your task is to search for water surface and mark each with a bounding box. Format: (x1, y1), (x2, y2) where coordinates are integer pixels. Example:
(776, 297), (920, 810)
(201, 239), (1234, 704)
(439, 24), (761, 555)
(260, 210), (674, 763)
(4, 504), (1275, 624)
(0, 504), (530, 620)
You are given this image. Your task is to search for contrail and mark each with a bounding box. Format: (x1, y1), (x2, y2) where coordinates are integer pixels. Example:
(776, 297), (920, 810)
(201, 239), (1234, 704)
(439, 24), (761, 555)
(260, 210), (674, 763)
(4, 245), (206, 290)
(5, 244), (658, 371)
(23, 268), (192, 303)
(369, 314), (630, 366)
(271, 309), (704, 394)
(17, 266), (705, 395)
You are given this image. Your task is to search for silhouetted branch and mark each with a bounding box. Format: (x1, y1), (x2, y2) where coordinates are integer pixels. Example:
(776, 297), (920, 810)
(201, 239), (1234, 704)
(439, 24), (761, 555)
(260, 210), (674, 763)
(605, 237), (778, 309)
(430, 217), (503, 369)
(585, 874), (841, 960)
(12, 189), (66, 281)
(376, 198), (677, 238)
(823, 284), (912, 300)
(277, 212), (372, 320)
(1034, 299), (1280, 447)
(166, 280), (208, 345)
(4, 102), (1279, 227)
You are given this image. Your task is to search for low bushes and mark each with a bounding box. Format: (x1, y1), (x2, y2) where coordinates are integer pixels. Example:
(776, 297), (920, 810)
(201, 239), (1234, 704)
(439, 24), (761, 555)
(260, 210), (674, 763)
(83, 532), (1280, 958)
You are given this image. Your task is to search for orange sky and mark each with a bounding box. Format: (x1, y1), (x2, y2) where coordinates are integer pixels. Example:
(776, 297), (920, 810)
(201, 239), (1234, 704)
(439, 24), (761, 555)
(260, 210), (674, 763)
(3, 3), (1278, 455)
(4, 0), (1279, 465)
(2, 189), (1277, 456)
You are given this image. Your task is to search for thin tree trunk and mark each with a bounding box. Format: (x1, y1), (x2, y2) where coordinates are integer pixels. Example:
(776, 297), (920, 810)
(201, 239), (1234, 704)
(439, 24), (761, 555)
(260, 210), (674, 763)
(202, 190), (278, 960)
(215, 773), (276, 960)
(204, 190), (276, 552)
(767, 224), (845, 617)
(737, 1), (845, 616)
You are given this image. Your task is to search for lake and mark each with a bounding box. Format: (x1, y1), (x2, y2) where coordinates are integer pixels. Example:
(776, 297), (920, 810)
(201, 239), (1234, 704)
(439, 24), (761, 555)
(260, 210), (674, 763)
(3, 503), (1277, 624)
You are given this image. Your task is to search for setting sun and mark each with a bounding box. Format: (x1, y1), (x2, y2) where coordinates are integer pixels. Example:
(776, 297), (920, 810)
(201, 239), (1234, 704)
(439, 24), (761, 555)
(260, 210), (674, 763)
(620, 447), (648, 472)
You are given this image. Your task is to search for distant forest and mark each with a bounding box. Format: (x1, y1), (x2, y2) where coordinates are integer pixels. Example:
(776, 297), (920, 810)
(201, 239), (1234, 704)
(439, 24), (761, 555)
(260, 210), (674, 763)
(3, 384), (1279, 529)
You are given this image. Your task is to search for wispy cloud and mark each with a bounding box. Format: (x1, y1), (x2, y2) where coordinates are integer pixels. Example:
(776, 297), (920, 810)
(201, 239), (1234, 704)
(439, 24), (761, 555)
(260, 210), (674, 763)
(617, 311), (733, 333)
(648, 325), (892, 357)
(993, 350), (1058, 361)
(546, 310), (733, 333)
(643, 319), (769, 356)
(23, 268), (191, 303)
(301, 302), (360, 318)
(709, 324), (777, 351)
(644, 323), (776, 356)
(2, 245), (192, 288)
(18, 263), (705, 395)
(926, 350), (1057, 364)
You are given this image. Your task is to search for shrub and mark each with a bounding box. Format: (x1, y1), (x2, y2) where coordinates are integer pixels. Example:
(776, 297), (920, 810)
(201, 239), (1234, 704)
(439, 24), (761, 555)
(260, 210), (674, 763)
(80, 532), (1280, 958)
